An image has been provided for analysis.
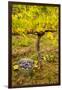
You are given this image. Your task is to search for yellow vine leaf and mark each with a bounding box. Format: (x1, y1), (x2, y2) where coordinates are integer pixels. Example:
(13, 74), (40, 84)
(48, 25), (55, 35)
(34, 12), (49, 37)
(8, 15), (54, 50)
(43, 56), (46, 61)
(34, 60), (38, 65)
(47, 32), (53, 39)
(13, 65), (19, 70)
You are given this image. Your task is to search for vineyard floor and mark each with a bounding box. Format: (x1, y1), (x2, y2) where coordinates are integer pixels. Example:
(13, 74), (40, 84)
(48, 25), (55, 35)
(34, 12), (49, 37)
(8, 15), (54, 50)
(12, 35), (59, 87)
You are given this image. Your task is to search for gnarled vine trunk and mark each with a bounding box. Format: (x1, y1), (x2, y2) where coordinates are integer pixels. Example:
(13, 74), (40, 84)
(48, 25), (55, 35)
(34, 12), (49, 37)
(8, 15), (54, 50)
(27, 30), (56, 68)
(36, 35), (41, 67)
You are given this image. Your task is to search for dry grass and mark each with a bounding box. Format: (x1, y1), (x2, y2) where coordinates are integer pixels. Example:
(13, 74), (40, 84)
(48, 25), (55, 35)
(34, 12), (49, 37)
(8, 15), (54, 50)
(11, 35), (59, 87)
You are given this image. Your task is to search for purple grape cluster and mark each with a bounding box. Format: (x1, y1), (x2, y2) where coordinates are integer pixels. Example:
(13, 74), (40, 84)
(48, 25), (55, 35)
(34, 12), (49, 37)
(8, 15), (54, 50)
(18, 58), (34, 69)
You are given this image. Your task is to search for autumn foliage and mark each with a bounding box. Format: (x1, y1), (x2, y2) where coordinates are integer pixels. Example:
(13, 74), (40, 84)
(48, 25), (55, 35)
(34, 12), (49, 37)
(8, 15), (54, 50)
(11, 3), (59, 87)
